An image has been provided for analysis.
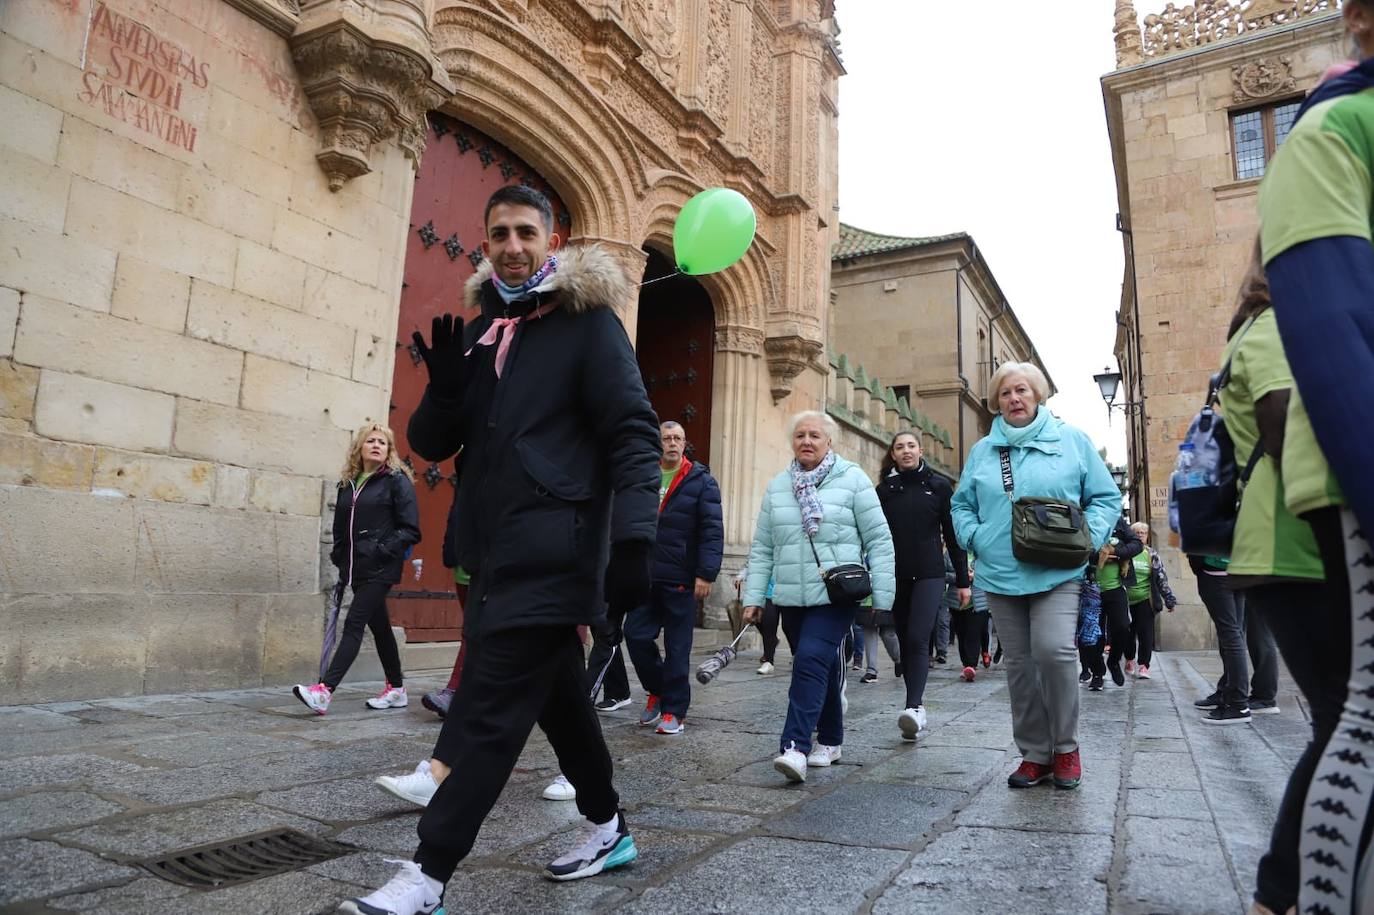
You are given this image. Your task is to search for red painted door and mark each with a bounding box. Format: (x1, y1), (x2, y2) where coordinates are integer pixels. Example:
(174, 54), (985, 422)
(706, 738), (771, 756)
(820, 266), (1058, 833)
(635, 248), (715, 465)
(389, 113), (574, 641)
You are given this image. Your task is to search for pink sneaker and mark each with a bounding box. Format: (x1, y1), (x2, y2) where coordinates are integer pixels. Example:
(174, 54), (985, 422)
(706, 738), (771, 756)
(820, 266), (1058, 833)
(366, 683), (408, 709)
(293, 683), (332, 715)
(1137, 665), (1151, 680)
(961, 666), (976, 682)
(1125, 660), (1135, 675)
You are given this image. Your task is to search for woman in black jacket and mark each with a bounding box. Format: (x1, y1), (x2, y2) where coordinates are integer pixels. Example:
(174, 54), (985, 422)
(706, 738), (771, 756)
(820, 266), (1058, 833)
(877, 431), (970, 740)
(294, 423), (421, 715)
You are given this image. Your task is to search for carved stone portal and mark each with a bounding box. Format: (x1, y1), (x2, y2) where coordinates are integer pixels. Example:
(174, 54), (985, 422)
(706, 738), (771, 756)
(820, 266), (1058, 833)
(1233, 56), (1297, 102)
(764, 335), (824, 402)
(290, 20), (453, 191)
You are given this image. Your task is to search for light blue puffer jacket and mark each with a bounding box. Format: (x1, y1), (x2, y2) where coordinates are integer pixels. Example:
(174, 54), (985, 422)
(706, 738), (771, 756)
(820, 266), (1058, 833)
(951, 412), (1122, 596)
(743, 455), (896, 610)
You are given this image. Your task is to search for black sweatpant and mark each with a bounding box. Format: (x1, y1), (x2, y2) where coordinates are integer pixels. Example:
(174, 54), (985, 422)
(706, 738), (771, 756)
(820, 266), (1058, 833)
(322, 581), (402, 690)
(587, 626), (629, 702)
(1102, 586), (1132, 673)
(893, 577), (946, 709)
(1128, 600), (1155, 668)
(415, 625), (618, 883)
(951, 608), (988, 669)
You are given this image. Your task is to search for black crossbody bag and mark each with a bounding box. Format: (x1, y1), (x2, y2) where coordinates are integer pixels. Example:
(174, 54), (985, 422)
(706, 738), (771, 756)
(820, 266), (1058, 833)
(805, 532), (873, 606)
(999, 447), (1094, 569)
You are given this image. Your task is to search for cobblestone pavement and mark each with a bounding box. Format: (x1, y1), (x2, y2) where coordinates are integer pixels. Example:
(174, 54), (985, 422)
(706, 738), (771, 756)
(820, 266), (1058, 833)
(0, 642), (1306, 914)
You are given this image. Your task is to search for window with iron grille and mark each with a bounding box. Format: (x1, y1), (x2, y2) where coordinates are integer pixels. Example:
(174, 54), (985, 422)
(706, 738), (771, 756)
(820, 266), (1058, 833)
(1230, 99), (1302, 180)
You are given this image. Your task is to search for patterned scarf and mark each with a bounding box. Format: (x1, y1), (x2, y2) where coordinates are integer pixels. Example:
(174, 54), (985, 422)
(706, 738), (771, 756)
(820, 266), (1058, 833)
(790, 450), (837, 536)
(493, 255), (558, 304)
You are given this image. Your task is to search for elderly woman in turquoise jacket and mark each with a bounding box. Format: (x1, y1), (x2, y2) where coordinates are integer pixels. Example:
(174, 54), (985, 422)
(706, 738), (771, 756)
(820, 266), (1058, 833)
(743, 411), (895, 784)
(951, 363), (1121, 791)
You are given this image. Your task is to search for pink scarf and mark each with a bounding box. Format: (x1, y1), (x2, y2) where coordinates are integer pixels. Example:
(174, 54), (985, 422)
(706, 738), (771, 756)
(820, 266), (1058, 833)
(466, 300), (558, 377)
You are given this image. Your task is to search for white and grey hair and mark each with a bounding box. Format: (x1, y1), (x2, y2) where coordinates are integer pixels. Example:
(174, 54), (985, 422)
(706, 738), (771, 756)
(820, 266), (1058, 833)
(789, 410), (838, 440)
(988, 361), (1051, 412)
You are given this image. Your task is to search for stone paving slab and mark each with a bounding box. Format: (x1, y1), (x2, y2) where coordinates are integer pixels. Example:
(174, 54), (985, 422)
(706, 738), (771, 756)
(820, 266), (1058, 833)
(0, 649), (1307, 912)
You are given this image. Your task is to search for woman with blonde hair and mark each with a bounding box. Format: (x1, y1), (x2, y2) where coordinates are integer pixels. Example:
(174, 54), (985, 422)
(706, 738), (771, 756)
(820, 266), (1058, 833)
(294, 423), (421, 715)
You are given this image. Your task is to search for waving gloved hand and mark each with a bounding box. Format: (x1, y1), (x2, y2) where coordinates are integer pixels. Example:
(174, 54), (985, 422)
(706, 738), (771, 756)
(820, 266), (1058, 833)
(603, 541), (652, 643)
(412, 313), (466, 401)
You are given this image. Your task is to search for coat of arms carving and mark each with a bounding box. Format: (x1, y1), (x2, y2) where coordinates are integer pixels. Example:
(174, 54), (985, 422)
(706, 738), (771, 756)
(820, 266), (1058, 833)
(1232, 56), (1298, 103)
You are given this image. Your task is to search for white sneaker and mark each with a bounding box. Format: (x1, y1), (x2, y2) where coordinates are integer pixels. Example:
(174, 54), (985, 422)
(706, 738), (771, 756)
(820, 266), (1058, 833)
(293, 683), (332, 715)
(374, 760), (438, 808)
(773, 747), (807, 783)
(337, 859), (441, 914)
(366, 683), (408, 709)
(756, 661), (775, 675)
(806, 744), (841, 767)
(898, 706), (927, 742)
(542, 774), (577, 801)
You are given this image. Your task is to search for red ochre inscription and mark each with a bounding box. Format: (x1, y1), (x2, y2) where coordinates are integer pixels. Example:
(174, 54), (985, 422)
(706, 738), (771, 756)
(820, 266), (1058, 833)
(76, 1), (209, 153)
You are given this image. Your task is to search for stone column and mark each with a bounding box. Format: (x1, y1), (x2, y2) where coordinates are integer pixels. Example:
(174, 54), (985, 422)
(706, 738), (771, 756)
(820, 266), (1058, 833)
(1114, 0), (1144, 67)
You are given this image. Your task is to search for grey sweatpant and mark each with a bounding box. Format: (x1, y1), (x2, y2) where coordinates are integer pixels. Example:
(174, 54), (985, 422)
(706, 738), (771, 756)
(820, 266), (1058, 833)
(986, 580), (1081, 765)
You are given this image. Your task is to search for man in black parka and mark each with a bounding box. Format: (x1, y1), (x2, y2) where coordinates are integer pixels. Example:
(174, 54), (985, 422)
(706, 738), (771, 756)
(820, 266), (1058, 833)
(342, 185), (659, 915)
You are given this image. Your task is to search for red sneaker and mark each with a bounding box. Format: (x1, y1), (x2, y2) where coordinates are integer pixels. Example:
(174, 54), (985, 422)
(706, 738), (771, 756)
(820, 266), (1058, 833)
(961, 666), (976, 682)
(1007, 760), (1053, 788)
(1053, 749), (1082, 789)
(981, 650), (991, 668)
(638, 694), (661, 727)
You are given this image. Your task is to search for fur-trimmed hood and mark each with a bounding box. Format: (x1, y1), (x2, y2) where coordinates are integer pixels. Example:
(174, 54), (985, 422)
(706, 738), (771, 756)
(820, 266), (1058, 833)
(462, 244), (631, 315)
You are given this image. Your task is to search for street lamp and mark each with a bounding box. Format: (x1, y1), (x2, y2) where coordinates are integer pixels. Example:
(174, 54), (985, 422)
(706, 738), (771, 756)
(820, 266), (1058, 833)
(1110, 467), (1127, 491)
(1093, 366), (1144, 420)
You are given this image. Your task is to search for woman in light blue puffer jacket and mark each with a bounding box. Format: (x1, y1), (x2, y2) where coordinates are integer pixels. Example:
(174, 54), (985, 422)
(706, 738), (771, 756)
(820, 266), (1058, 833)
(743, 411), (895, 784)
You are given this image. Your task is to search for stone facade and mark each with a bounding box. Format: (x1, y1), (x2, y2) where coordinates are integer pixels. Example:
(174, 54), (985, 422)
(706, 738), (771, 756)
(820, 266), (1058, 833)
(830, 226), (1055, 474)
(1104, 0), (1344, 649)
(0, 0), (842, 701)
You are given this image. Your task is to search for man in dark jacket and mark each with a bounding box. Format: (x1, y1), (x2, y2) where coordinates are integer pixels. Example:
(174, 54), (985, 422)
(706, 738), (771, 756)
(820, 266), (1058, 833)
(345, 185), (659, 915)
(625, 420), (724, 735)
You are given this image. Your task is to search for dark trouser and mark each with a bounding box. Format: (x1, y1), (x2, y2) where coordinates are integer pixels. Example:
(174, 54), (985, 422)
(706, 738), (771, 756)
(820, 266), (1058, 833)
(625, 583), (696, 718)
(1102, 586), (1132, 672)
(323, 581), (402, 690)
(951, 608), (987, 669)
(444, 582), (469, 692)
(1194, 568), (1249, 710)
(779, 603), (854, 754)
(1242, 602), (1280, 705)
(587, 625), (629, 702)
(759, 599), (780, 663)
(1128, 600), (1155, 668)
(893, 577), (946, 709)
(416, 625), (618, 883)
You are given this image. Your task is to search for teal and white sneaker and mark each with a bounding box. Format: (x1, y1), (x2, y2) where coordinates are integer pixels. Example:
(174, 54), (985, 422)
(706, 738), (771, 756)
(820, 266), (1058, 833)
(543, 812), (638, 881)
(337, 859), (441, 914)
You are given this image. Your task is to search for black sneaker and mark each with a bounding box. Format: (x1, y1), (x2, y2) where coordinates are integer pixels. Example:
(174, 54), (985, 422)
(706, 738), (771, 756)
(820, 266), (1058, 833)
(934, 654), (947, 665)
(894, 662), (904, 679)
(1107, 660), (1125, 687)
(1079, 669), (1092, 683)
(1201, 705), (1252, 725)
(1249, 700), (1280, 715)
(544, 811), (638, 881)
(1089, 676), (1104, 691)
(1193, 693), (1222, 710)
(595, 697), (632, 713)
(860, 671), (877, 683)
(993, 644), (1003, 665)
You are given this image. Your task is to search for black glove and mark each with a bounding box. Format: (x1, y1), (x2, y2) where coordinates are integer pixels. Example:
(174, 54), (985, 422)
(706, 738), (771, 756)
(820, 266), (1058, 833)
(412, 314), (465, 401)
(604, 540), (652, 624)
(597, 614), (624, 648)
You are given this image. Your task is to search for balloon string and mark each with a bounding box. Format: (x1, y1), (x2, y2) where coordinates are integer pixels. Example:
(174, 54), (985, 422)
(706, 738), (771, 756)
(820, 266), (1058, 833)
(638, 270), (682, 288)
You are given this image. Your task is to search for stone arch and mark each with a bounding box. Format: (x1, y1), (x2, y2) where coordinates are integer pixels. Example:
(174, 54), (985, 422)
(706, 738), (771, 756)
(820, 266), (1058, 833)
(430, 4), (647, 243)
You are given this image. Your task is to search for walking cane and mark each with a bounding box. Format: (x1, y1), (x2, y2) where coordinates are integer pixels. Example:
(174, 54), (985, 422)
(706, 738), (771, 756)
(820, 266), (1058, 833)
(696, 624), (756, 684)
(317, 581), (345, 681)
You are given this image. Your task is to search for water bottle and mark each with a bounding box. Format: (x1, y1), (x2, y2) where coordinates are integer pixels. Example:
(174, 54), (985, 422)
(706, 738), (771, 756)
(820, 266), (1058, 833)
(1168, 473), (1180, 533)
(1176, 441), (1195, 474)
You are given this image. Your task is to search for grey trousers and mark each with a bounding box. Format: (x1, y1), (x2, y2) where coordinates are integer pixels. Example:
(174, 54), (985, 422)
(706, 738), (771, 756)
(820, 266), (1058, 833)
(986, 580), (1082, 764)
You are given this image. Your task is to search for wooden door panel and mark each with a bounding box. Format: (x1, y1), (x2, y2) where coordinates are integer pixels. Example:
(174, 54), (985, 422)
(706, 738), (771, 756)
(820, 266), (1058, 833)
(389, 113), (573, 641)
(636, 253), (715, 465)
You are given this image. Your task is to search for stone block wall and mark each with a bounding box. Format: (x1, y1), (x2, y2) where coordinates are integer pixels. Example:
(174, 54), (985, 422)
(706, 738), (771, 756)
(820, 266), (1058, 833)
(0, 0), (414, 701)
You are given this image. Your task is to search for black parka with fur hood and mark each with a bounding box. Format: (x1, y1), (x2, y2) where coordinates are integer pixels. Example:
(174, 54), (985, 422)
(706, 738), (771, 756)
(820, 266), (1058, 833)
(407, 246), (661, 634)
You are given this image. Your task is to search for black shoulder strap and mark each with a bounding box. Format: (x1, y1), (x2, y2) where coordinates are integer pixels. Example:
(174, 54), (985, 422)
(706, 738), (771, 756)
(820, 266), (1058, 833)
(1207, 315), (1260, 408)
(1240, 445), (1265, 485)
(998, 447), (1014, 500)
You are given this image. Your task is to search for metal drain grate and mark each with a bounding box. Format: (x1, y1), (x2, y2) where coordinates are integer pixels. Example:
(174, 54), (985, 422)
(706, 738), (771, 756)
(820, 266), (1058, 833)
(139, 828), (352, 889)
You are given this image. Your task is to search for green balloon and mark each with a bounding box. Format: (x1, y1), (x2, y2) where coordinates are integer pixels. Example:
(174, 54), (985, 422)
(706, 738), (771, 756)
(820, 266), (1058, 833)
(673, 187), (757, 276)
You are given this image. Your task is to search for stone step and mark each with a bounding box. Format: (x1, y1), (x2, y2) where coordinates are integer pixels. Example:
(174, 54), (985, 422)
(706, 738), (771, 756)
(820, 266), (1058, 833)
(405, 640), (461, 671)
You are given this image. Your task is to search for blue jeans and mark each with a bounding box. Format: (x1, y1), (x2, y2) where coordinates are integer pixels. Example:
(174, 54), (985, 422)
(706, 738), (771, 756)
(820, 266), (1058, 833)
(779, 603), (855, 754)
(849, 623), (865, 666)
(625, 583), (697, 719)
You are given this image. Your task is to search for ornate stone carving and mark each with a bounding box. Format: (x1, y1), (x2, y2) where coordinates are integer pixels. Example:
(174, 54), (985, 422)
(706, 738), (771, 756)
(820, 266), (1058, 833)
(1114, 0), (1144, 68)
(764, 334), (823, 401)
(704, 0), (731, 123)
(290, 18), (453, 191)
(223, 0), (300, 37)
(628, 0), (683, 89)
(1141, 0), (1337, 61)
(715, 325), (766, 356)
(1233, 55), (1297, 102)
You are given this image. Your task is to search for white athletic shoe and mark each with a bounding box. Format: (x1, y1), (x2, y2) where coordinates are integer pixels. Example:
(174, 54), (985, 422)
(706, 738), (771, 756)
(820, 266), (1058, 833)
(807, 744), (841, 767)
(756, 661), (775, 675)
(542, 774), (577, 801)
(366, 684), (408, 709)
(337, 859), (441, 915)
(898, 706), (927, 742)
(293, 683), (332, 715)
(773, 747), (808, 783)
(374, 760), (438, 808)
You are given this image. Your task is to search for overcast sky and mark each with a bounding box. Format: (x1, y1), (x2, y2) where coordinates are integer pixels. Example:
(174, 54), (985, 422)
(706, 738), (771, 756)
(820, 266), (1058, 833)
(837, 2), (1129, 463)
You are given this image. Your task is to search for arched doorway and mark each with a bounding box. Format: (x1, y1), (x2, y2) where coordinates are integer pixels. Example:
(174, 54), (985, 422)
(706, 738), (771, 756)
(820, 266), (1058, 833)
(388, 112), (573, 641)
(635, 248), (715, 465)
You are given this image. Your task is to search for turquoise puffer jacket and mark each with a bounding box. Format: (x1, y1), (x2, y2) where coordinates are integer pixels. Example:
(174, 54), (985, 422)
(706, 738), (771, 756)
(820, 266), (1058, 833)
(951, 413), (1122, 596)
(743, 455), (896, 610)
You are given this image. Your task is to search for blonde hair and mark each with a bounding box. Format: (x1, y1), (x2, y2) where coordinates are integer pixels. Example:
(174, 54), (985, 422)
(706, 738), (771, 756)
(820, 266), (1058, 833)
(988, 362), (1051, 413)
(789, 410), (838, 440)
(340, 423), (413, 484)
